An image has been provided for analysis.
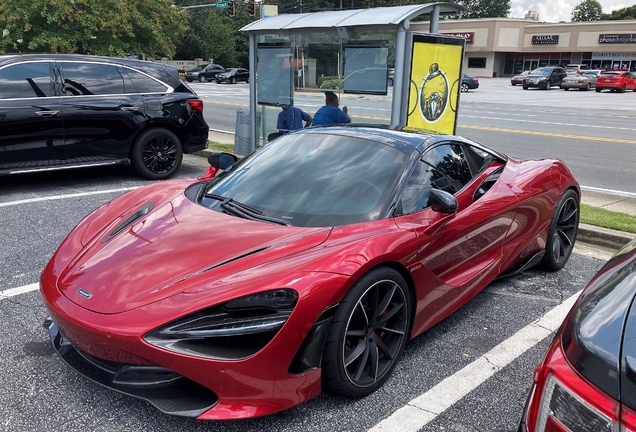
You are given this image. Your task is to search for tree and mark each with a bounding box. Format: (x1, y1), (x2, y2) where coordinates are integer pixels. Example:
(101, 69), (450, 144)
(454, 0), (510, 18)
(0, 0), (188, 57)
(602, 5), (636, 20)
(571, 0), (603, 21)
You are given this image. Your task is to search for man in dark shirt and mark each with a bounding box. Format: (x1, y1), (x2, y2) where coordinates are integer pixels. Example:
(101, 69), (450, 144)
(277, 106), (313, 134)
(312, 91), (351, 126)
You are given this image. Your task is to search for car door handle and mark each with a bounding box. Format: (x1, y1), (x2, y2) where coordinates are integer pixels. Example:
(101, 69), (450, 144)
(120, 106), (139, 112)
(36, 110), (59, 117)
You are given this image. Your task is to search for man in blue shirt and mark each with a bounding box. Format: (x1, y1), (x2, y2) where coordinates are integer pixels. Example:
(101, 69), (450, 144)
(312, 91), (351, 126)
(277, 105), (313, 134)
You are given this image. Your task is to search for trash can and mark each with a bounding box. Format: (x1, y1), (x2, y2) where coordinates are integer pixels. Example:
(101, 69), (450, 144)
(234, 109), (252, 156)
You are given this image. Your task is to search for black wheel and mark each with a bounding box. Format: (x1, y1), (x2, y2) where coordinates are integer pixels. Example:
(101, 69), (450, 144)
(523, 85), (528, 90)
(322, 267), (411, 397)
(512, 83), (517, 86)
(541, 189), (579, 271)
(131, 128), (183, 180)
(620, 84), (626, 93)
(460, 83), (469, 92)
(563, 87), (569, 91)
(198, 75), (206, 83)
(596, 88), (601, 93)
(387, 78), (393, 86)
(230, 77), (236, 84)
(585, 83), (591, 91)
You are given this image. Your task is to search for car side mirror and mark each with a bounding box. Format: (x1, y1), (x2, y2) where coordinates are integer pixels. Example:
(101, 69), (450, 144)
(429, 189), (458, 214)
(208, 152), (238, 170)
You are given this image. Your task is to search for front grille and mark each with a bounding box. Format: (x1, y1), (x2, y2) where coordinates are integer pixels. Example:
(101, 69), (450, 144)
(46, 322), (218, 417)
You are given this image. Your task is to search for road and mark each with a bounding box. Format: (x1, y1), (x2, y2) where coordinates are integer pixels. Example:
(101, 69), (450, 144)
(193, 79), (636, 195)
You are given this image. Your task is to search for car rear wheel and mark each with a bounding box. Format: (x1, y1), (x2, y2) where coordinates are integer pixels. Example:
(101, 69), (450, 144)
(541, 189), (579, 271)
(563, 87), (569, 91)
(198, 75), (206, 83)
(596, 88), (601, 92)
(230, 77), (236, 84)
(131, 128), (183, 180)
(322, 267), (411, 397)
(387, 78), (393, 86)
(620, 84), (626, 93)
(460, 83), (469, 92)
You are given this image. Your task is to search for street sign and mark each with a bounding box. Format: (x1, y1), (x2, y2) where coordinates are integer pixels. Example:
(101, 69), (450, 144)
(216, 1), (229, 8)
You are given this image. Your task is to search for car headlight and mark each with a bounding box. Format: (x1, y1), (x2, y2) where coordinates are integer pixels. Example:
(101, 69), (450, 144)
(144, 289), (298, 360)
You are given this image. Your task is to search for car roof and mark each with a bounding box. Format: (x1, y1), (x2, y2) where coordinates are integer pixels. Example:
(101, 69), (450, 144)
(0, 53), (158, 69)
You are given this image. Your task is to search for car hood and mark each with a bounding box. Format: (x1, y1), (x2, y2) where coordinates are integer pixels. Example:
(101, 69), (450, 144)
(57, 193), (330, 314)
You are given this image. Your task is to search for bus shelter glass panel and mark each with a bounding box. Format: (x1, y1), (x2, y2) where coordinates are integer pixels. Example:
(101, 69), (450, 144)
(255, 30), (396, 148)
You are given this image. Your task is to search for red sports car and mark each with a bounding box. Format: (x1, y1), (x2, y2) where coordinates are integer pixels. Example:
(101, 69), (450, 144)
(595, 70), (636, 92)
(518, 238), (636, 432)
(41, 127), (580, 420)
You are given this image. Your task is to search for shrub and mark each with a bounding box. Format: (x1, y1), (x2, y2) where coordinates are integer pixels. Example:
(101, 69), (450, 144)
(319, 78), (344, 89)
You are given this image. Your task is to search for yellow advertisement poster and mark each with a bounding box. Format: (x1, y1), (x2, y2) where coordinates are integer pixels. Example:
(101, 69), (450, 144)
(405, 36), (464, 135)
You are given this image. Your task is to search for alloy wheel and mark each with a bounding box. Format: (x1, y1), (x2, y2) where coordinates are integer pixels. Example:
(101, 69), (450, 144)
(551, 196), (578, 264)
(142, 135), (179, 175)
(342, 279), (408, 388)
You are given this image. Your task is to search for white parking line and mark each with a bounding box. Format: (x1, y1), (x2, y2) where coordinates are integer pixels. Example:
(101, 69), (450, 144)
(369, 291), (580, 432)
(0, 283), (39, 300)
(0, 187), (138, 208)
(461, 115), (636, 131)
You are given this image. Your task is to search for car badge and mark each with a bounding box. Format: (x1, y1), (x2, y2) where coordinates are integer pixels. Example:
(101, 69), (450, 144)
(77, 289), (93, 299)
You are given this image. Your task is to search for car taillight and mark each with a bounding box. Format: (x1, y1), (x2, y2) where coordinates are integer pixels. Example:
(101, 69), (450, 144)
(186, 99), (204, 112)
(526, 337), (621, 432)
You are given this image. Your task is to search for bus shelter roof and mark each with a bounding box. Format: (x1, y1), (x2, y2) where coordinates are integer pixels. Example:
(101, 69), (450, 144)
(240, 3), (466, 33)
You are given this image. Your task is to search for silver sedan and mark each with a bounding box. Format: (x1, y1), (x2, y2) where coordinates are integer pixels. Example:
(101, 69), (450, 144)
(561, 71), (600, 91)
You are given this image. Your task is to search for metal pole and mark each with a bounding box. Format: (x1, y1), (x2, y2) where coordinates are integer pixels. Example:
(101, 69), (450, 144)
(430, 5), (440, 33)
(390, 23), (408, 128)
(249, 33), (257, 152)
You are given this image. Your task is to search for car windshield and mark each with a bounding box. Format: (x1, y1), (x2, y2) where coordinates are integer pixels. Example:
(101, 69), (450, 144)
(566, 70), (578, 75)
(601, 72), (620, 77)
(190, 65), (206, 71)
(202, 132), (409, 227)
(228, 68), (239, 72)
(531, 68), (551, 76)
(520, 71), (530, 76)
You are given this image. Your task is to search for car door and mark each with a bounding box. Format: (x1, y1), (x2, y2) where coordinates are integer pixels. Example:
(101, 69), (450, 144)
(393, 142), (518, 330)
(238, 68), (249, 82)
(0, 61), (65, 170)
(626, 72), (636, 90)
(60, 61), (145, 163)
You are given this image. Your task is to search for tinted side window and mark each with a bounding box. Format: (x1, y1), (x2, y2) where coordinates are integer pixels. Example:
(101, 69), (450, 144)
(423, 144), (473, 194)
(61, 62), (125, 96)
(399, 160), (434, 215)
(122, 68), (168, 93)
(0, 62), (52, 98)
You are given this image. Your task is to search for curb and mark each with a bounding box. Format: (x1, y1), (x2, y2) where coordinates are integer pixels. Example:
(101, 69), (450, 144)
(578, 223), (636, 252)
(190, 148), (634, 253)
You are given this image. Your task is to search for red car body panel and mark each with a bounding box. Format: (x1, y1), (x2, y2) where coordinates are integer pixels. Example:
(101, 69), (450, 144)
(596, 71), (636, 91)
(41, 142), (579, 419)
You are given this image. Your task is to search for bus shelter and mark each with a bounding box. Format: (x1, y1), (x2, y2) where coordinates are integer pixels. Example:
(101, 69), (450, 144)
(239, 3), (467, 154)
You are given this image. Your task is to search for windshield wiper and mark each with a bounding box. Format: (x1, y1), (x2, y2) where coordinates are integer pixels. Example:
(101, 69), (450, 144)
(203, 193), (291, 226)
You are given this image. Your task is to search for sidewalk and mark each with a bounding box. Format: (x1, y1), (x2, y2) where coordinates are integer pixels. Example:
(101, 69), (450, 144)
(203, 129), (636, 252)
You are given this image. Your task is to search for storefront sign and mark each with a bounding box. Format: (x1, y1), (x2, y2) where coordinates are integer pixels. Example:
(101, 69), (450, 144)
(592, 52), (636, 60)
(598, 34), (636, 44)
(532, 35), (559, 45)
(442, 32), (474, 44)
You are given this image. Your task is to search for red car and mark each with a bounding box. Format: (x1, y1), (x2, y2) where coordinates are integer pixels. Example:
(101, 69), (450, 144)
(41, 127), (580, 420)
(595, 70), (636, 92)
(511, 70), (530, 86)
(518, 238), (636, 432)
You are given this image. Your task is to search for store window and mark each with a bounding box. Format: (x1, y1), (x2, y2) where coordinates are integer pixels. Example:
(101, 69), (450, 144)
(468, 57), (487, 68)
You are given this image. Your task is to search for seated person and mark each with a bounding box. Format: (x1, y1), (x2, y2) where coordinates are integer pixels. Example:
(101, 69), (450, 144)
(277, 105), (313, 134)
(312, 91), (351, 126)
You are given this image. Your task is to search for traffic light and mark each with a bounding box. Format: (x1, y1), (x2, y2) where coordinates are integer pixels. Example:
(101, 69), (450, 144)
(248, 0), (256, 17)
(228, 0), (235, 17)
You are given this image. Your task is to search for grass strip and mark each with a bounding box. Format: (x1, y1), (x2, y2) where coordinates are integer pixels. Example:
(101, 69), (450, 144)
(581, 204), (636, 234)
(207, 142), (235, 152)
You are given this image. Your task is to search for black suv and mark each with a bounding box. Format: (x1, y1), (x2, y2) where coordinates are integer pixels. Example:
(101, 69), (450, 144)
(523, 66), (567, 90)
(185, 64), (226, 83)
(0, 54), (209, 179)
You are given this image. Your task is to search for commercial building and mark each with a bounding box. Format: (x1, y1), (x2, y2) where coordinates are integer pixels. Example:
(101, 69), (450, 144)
(410, 18), (636, 77)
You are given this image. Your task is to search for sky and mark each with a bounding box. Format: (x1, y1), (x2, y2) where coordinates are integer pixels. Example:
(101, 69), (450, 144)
(509, 0), (634, 22)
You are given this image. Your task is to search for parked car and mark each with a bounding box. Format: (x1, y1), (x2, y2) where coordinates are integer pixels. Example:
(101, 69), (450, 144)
(565, 63), (590, 75)
(518, 238), (636, 432)
(215, 67), (249, 84)
(0, 54), (209, 180)
(461, 73), (479, 92)
(388, 68), (394, 86)
(41, 126), (580, 420)
(185, 64), (226, 83)
(595, 70), (636, 93)
(523, 66), (567, 90)
(560, 71), (600, 91)
(511, 70), (530, 86)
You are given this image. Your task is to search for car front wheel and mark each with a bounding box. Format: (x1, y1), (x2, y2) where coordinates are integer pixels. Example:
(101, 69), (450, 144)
(542, 189), (579, 271)
(198, 75), (206, 83)
(460, 83), (469, 92)
(131, 128), (183, 180)
(230, 77), (236, 84)
(322, 267), (411, 397)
